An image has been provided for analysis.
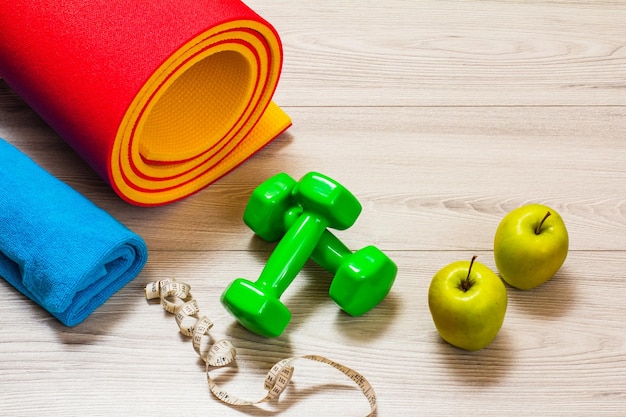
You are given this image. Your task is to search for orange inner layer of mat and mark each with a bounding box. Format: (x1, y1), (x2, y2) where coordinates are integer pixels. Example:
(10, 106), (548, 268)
(114, 21), (291, 205)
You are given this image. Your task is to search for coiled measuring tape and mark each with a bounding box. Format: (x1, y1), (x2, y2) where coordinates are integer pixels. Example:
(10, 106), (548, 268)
(145, 278), (377, 415)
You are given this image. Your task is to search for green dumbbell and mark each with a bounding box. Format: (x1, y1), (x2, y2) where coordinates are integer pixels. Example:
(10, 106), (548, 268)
(243, 172), (397, 316)
(308, 229), (397, 317)
(242, 172), (299, 242)
(221, 172), (362, 337)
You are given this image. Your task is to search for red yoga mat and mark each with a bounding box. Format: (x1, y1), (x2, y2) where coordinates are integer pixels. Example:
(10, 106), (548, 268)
(0, 0), (291, 206)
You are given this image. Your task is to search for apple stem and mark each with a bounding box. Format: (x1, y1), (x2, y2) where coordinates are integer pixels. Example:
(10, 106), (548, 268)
(459, 255), (477, 292)
(535, 211), (552, 235)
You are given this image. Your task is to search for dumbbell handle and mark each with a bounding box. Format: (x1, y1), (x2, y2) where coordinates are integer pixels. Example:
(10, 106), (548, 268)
(257, 211), (328, 298)
(310, 230), (351, 273)
(284, 207), (350, 273)
(285, 206), (396, 317)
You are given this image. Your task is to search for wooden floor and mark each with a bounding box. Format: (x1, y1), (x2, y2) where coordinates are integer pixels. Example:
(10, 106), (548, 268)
(1, 1), (625, 416)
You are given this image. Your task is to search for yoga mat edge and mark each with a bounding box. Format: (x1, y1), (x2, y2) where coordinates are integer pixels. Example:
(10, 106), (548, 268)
(0, 0), (291, 206)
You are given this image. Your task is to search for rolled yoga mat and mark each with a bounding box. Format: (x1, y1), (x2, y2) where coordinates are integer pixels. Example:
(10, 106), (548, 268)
(0, 138), (148, 326)
(0, 0), (291, 206)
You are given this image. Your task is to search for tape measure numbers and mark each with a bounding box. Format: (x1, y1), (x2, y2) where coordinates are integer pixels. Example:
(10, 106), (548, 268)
(145, 278), (377, 415)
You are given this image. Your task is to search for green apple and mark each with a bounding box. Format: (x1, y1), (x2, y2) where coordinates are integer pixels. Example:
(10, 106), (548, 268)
(494, 204), (568, 290)
(428, 256), (507, 351)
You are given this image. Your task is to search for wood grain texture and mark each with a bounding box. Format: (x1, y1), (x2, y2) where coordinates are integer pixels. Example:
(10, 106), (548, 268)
(248, 0), (626, 106)
(1, 0), (625, 416)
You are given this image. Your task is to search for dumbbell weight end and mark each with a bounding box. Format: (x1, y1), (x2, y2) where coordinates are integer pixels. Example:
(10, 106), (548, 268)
(220, 278), (292, 338)
(312, 232), (397, 316)
(329, 245), (397, 316)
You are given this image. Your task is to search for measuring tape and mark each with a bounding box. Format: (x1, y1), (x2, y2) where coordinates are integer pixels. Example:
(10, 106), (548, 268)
(145, 278), (377, 415)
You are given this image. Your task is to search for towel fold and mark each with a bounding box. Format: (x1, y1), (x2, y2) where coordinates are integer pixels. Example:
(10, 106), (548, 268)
(0, 138), (148, 326)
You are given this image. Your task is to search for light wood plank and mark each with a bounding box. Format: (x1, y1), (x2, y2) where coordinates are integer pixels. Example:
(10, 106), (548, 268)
(0, 250), (625, 416)
(244, 0), (626, 106)
(1, 1), (625, 416)
(2, 90), (623, 252)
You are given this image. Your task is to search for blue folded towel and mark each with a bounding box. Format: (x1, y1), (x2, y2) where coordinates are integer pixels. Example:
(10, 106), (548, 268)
(0, 138), (148, 326)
